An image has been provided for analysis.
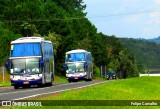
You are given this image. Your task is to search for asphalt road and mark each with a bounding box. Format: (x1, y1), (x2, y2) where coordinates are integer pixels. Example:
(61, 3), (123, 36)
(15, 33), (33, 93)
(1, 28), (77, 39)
(0, 80), (108, 100)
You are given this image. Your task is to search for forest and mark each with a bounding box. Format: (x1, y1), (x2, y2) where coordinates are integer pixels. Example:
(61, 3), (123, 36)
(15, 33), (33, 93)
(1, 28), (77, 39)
(119, 38), (160, 72)
(0, 0), (139, 78)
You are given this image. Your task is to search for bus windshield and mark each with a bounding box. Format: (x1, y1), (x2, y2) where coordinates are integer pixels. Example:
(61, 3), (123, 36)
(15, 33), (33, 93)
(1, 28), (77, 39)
(11, 43), (41, 57)
(65, 53), (85, 62)
(66, 63), (85, 73)
(10, 58), (41, 74)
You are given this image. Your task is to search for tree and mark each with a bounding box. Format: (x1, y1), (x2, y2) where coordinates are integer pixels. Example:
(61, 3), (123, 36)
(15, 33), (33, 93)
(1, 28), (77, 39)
(0, 22), (21, 66)
(44, 32), (62, 57)
(0, 0), (139, 78)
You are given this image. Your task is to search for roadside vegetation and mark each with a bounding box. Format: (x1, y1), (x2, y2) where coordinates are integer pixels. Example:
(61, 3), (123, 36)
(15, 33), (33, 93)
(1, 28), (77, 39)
(0, 72), (10, 86)
(0, 0), (139, 79)
(119, 38), (160, 72)
(40, 76), (160, 100)
(5, 77), (160, 109)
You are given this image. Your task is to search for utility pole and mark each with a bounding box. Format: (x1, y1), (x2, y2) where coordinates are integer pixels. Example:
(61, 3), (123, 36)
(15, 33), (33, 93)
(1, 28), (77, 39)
(3, 67), (5, 83)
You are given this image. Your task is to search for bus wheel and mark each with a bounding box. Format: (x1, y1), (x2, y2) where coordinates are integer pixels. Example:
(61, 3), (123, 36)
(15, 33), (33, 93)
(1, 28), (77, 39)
(14, 86), (19, 89)
(45, 76), (53, 87)
(88, 73), (93, 81)
(85, 79), (89, 82)
(86, 74), (93, 81)
(90, 73), (93, 81)
(49, 76), (54, 86)
(68, 80), (72, 83)
(49, 80), (53, 86)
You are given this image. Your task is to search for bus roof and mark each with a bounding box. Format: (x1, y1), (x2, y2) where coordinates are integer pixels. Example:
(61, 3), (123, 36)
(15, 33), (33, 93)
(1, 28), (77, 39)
(11, 37), (52, 44)
(66, 49), (90, 54)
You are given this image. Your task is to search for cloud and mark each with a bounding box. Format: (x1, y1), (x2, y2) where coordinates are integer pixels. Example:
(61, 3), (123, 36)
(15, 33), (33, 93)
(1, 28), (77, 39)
(147, 11), (160, 25)
(84, 0), (160, 38)
(142, 26), (160, 38)
(154, 0), (160, 4)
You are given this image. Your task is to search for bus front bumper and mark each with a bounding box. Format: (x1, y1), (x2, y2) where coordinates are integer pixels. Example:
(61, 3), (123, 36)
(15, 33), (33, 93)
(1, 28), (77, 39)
(67, 76), (86, 81)
(11, 78), (42, 86)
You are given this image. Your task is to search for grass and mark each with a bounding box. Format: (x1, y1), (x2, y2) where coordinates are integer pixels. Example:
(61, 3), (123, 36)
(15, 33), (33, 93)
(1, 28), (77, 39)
(41, 76), (160, 100)
(54, 75), (68, 84)
(4, 76), (160, 109)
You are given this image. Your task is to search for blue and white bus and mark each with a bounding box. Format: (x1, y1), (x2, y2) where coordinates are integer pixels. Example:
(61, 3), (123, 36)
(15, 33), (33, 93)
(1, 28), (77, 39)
(64, 49), (93, 82)
(5, 37), (54, 89)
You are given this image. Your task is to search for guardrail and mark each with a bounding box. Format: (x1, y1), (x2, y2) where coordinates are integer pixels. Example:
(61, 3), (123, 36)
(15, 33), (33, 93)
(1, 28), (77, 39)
(140, 74), (160, 77)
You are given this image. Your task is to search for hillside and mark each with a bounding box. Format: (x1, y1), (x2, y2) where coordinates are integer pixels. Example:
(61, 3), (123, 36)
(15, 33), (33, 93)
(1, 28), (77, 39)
(138, 36), (160, 44)
(0, 1), (139, 78)
(119, 38), (160, 71)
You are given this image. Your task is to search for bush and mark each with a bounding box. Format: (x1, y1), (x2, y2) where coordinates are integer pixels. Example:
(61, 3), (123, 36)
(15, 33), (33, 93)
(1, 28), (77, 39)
(93, 65), (101, 78)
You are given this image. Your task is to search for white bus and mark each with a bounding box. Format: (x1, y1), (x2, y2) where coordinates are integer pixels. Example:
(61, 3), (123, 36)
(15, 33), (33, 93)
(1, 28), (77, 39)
(64, 49), (93, 82)
(5, 37), (54, 89)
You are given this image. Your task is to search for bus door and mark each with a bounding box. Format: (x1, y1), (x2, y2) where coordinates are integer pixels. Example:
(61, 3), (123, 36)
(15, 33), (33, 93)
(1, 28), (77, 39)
(44, 59), (50, 83)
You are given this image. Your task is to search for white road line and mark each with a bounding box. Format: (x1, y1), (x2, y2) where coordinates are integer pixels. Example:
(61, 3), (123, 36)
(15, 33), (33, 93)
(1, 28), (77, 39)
(13, 81), (108, 100)
(0, 86), (54, 95)
(0, 82), (77, 95)
(0, 81), (91, 95)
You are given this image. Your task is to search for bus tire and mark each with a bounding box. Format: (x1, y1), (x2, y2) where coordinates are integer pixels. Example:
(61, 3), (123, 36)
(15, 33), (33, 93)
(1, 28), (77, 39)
(49, 78), (53, 86)
(90, 73), (93, 81)
(85, 79), (89, 82)
(50, 74), (54, 86)
(14, 86), (19, 89)
(86, 73), (93, 81)
(68, 80), (72, 83)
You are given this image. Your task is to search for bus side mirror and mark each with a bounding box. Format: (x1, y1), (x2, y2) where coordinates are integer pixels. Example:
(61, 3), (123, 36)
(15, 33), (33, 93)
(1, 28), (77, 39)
(62, 64), (68, 71)
(84, 62), (88, 67)
(40, 58), (44, 67)
(5, 59), (9, 68)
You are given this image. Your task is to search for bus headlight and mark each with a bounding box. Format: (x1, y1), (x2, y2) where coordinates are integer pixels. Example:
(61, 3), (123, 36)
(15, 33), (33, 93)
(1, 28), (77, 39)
(79, 73), (86, 76)
(10, 75), (14, 80)
(66, 74), (72, 77)
(38, 74), (42, 79)
(66, 74), (68, 77)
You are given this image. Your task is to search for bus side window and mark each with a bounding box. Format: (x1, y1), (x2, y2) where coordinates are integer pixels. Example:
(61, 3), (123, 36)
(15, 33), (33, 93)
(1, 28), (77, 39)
(68, 54), (72, 62)
(89, 54), (92, 61)
(86, 54), (89, 61)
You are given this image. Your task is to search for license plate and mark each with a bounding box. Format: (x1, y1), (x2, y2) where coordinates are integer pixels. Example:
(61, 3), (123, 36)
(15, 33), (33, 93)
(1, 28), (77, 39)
(74, 77), (78, 79)
(23, 82), (29, 84)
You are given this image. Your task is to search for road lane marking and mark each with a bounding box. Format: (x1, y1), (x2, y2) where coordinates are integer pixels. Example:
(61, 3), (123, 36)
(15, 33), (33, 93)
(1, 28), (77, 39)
(0, 81), (98, 96)
(0, 86), (54, 95)
(0, 82), (80, 95)
(13, 81), (108, 100)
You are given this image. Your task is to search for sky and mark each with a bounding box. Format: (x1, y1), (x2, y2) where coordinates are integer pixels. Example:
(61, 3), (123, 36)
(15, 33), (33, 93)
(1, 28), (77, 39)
(83, 0), (160, 39)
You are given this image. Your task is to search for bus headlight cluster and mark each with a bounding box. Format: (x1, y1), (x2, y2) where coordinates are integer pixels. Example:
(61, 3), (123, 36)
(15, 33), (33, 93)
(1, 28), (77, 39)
(79, 73), (86, 76)
(10, 75), (14, 80)
(10, 75), (21, 80)
(66, 74), (73, 77)
(66, 74), (70, 77)
(38, 74), (42, 79)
